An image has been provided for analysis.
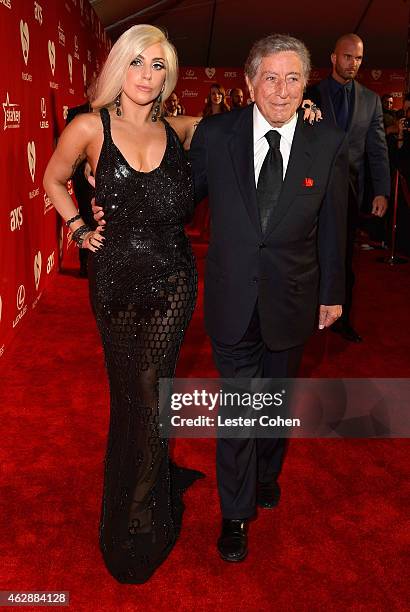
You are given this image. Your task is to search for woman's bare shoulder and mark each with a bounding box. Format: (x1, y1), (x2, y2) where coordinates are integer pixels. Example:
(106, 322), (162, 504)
(166, 115), (201, 142)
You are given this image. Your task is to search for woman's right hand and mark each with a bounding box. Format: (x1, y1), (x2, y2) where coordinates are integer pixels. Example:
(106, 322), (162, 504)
(82, 225), (105, 252)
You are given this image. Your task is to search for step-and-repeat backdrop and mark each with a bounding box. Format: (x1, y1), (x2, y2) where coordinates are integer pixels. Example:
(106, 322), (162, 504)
(175, 66), (406, 116)
(0, 0), (109, 359)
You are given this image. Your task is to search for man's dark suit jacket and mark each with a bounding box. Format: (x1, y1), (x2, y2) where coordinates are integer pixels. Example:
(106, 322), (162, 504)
(308, 77), (390, 204)
(189, 104), (349, 351)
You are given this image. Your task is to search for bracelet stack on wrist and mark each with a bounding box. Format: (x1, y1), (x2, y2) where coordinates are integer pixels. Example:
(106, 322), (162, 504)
(66, 214), (82, 227)
(72, 225), (91, 248)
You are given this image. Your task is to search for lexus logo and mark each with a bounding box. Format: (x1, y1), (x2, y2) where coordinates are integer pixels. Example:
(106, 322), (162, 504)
(34, 251), (42, 291)
(48, 40), (56, 75)
(40, 97), (46, 119)
(17, 285), (25, 310)
(20, 20), (30, 65)
(27, 141), (36, 182)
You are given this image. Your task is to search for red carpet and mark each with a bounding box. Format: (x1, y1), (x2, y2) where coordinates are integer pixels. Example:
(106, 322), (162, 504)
(0, 244), (409, 611)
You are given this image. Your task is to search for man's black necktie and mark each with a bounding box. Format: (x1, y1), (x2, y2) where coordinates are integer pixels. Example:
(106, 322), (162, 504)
(336, 86), (349, 131)
(257, 130), (283, 234)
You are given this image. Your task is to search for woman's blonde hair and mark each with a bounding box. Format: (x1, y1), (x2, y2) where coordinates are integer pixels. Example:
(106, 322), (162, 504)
(91, 24), (178, 112)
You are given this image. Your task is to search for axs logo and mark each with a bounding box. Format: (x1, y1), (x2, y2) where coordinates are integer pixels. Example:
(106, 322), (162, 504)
(10, 206), (23, 231)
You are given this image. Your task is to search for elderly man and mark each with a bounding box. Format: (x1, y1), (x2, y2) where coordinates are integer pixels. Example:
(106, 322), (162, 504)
(308, 34), (390, 342)
(190, 34), (348, 561)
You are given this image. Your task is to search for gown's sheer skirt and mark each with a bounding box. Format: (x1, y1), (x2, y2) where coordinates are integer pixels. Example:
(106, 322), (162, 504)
(88, 109), (203, 583)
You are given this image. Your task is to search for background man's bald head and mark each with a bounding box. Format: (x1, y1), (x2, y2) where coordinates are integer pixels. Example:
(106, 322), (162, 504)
(334, 34), (363, 53)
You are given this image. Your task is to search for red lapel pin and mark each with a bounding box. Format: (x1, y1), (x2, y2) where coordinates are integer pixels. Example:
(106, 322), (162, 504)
(303, 177), (314, 188)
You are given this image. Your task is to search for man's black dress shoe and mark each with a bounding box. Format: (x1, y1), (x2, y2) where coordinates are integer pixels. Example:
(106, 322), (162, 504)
(257, 480), (281, 508)
(331, 321), (363, 343)
(217, 519), (248, 562)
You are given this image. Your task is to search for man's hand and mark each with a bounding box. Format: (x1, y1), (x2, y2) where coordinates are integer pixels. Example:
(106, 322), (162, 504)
(318, 304), (342, 330)
(87, 175), (106, 226)
(372, 195), (388, 217)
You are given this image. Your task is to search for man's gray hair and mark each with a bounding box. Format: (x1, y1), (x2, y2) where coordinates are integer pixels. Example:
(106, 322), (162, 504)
(244, 34), (311, 84)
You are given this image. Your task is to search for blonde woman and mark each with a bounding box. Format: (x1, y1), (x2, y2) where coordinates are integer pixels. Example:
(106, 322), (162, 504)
(43, 24), (203, 584)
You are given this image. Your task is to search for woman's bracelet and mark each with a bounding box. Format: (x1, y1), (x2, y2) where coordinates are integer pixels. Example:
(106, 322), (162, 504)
(66, 214), (82, 227)
(72, 225), (91, 248)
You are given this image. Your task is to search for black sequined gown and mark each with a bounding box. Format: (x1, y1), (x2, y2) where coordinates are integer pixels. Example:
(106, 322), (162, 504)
(88, 108), (202, 584)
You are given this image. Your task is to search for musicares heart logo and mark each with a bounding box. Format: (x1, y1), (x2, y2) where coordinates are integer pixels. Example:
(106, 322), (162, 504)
(20, 20), (29, 65)
(371, 69), (382, 81)
(27, 141), (36, 182)
(68, 53), (73, 83)
(205, 67), (216, 80)
(48, 40), (56, 75)
(82, 63), (87, 86)
(34, 251), (42, 291)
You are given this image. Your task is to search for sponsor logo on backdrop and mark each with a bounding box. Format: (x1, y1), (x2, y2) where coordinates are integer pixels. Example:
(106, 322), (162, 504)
(10, 205), (23, 231)
(82, 64), (86, 87)
(58, 22), (65, 46)
(389, 73), (405, 82)
(0, 0), (12, 9)
(17, 285), (25, 310)
(74, 35), (79, 60)
(371, 69), (382, 81)
(13, 284), (27, 328)
(3, 93), (20, 130)
(224, 71), (237, 78)
(48, 40), (56, 74)
(80, 0), (83, 15)
(20, 20), (29, 65)
(49, 41), (58, 89)
(32, 291), (43, 310)
(205, 67), (216, 80)
(68, 53), (73, 83)
(181, 89), (199, 99)
(47, 251), (55, 274)
(40, 97), (49, 128)
(34, 2), (43, 25)
(27, 141), (36, 182)
(27, 140), (39, 198)
(65, 2), (71, 13)
(44, 192), (54, 214)
(20, 20), (32, 81)
(62, 105), (68, 120)
(87, 49), (91, 62)
(34, 251), (42, 290)
(182, 69), (197, 80)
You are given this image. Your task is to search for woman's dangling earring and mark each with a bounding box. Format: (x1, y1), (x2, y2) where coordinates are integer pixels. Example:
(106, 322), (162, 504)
(115, 93), (122, 116)
(151, 93), (162, 122)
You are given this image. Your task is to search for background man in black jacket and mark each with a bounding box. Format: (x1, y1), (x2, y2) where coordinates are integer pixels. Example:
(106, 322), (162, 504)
(190, 34), (349, 562)
(308, 34), (390, 342)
